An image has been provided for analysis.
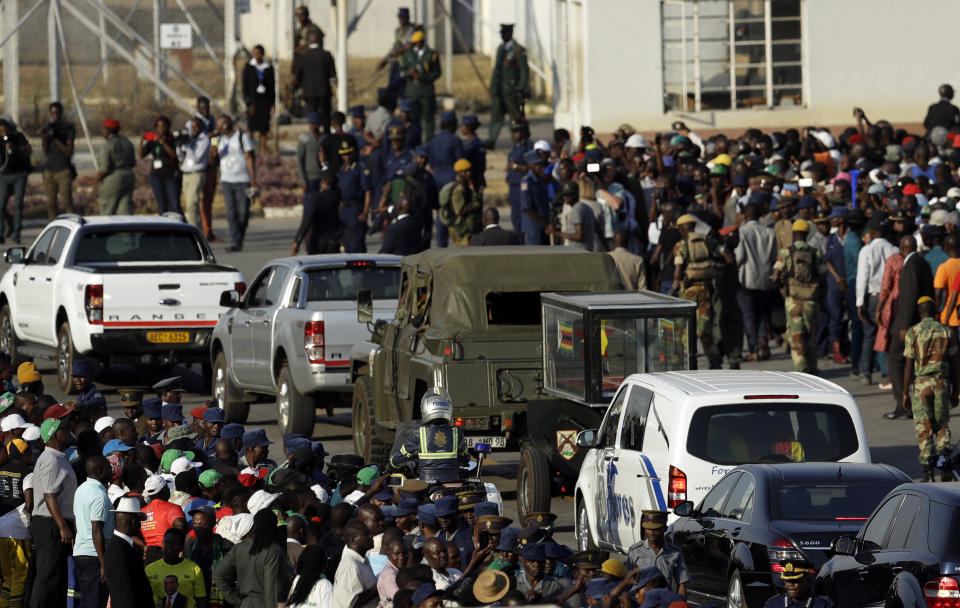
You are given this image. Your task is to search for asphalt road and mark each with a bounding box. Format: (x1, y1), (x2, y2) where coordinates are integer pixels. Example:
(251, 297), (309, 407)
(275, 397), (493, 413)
(2, 216), (942, 551)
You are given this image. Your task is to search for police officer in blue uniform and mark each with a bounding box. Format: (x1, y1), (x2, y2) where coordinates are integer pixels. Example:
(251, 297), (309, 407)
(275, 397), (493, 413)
(390, 387), (467, 482)
(433, 495), (476, 570)
(348, 105), (368, 151)
(380, 125), (414, 195)
(396, 99), (422, 148)
(71, 359), (106, 413)
(460, 114), (486, 194)
(506, 119), (532, 233)
(139, 397), (164, 445)
(338, 139), (373, 253)
(428, 110), (464, 248)
(412, 145), (439, 249)
(763, 562), (833, 608)
(519, 150), (552, 245)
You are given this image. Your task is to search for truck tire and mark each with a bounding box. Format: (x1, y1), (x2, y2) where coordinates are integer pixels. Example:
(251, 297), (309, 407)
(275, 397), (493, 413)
(352, 376), (389, 466)
(277, 363), (315, 436)
(56, 322), (75, 394)
(517, 447), (552, 521)
(0, 304), (27, 369)
(213, 351), (248, 423)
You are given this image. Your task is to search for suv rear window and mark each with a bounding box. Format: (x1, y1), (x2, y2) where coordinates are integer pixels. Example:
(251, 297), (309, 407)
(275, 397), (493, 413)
(771, 484), (895, 521)
(686, 403), (858, 465)
(928, 501), (960, 555)
(305, 267), (400, 301)
(75, 230), (204, 263)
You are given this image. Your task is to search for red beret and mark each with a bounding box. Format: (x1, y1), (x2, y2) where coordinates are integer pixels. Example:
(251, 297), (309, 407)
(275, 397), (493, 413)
(848, 134), (865, 145)
(190, 406), (207, 420)
(103, 118), (119, 130)
(902, 184), (921, 196)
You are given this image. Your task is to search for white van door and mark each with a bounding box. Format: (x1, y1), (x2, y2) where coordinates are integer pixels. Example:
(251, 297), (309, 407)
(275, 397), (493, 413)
(592, 384), (628, 548)
(614, 385), (669, 547)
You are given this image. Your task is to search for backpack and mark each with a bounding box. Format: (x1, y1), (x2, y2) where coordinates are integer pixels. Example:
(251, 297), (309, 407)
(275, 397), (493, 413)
(438, 181), (458, 227)
(787, 244), (819, 300)
(683, 233), (720, 282)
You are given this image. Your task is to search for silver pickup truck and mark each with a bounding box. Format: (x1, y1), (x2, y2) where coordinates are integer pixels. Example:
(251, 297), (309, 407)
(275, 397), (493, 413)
(210, 254), (402, 435)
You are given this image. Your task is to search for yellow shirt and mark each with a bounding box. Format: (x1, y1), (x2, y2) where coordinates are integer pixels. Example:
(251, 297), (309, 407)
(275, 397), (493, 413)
(145, 557), (207, 608)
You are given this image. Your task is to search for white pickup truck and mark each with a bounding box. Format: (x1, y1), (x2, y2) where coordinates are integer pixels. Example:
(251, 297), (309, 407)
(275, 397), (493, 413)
(210, 254), (401, 435)
(0, 215), (245, 392)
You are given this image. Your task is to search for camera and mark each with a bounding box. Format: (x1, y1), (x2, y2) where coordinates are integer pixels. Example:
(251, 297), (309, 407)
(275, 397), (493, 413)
(478, 530), (491, 549)
(42, 125), (56, 140)
(246, 186), (261, 200)
(586, 162), (600, 173)
(171, 130), (190, 146)
(580, 126), (594, 144)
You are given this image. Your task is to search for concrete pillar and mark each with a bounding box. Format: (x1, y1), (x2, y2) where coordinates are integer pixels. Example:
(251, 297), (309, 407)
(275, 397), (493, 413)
(225, 0), (236, 106)
(48, 0), (63, 103)
(335, 0), (347, 112)
(2, 0), (20, 123)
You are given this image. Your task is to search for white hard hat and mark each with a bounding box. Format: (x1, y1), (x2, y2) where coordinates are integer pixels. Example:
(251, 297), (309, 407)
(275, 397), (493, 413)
(625, 134), (648, 149)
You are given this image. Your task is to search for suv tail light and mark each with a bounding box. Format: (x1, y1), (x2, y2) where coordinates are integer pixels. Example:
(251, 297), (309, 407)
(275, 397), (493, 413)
(925, 577), (960, 608)
(768, 538), (805, 573)
(304, 321), (325, 364)
(668, 466), (686, 507)
(234, 282), (247, 296)
(85, 285), (103, 325)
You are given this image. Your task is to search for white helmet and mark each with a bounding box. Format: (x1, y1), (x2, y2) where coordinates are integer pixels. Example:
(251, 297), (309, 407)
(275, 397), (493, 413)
(421, 387), (453, 423)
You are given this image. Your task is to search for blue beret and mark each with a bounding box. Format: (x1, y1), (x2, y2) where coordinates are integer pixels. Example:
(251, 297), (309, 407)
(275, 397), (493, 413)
(474, 501), (498, 517)
(221, 422), (244, 440)
(635, 566), (667, 588)
(586, 578), (618, 600)
(523, 150), (543, 165)
(440, 110), (456, 123)
(417, 504), (438, 526)
(544, 542), (573, 561)
(202, 407), (225, 423)
(642, 588), (685, 608)
(398, 98), (415, 112)
(797, 194), (818, 209)
(732, 174), (749, 187)
(242, 429), (272, 449)
(434, 496), (459, 517)
(412, 144), (428, 157)
(521, 542), (547, 561)
(142, 397), (162, 419)
(412, 584), (441, 606)
(496, 527), (520, 552)
(306, 111), (324, 125)
(161, 403), (184, 422)
(71, 359), (94, 378)
(349, 105), (365, 118)
(747, 191), (772, 206)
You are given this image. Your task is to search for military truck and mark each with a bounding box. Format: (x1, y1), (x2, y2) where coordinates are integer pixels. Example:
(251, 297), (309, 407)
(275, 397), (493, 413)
(348, 247), (622, 465)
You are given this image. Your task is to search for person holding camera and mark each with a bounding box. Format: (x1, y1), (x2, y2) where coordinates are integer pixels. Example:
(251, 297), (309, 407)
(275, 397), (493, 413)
(0, 117), (32, 243)
(41, 101), (76, 221)
(94, 118), (137, 215)
(140, 115), (182, 215)
(211, 115), (258, 252)
(178, 119), (211, 229)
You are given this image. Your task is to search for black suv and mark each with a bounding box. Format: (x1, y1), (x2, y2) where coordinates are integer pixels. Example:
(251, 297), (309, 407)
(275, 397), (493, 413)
(816, 482), (960, 608)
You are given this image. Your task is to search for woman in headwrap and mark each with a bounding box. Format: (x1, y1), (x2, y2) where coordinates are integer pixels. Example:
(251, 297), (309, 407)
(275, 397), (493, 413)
(213, 508), (288, 607)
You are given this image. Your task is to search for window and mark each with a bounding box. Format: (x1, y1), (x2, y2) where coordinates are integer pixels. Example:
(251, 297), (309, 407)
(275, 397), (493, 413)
(264, 266), (290, 307)
(771, 483), (898, 522)
(886, 495), (922, 550)
(245, 268), (274, 308)
(700, 472), (741, 518)
(929, 501), (960, 555)
(597, 317), (691, 399)
(485, 292), (542, 325)
(662, 0), (803, 112)
(619, 386), (652, 451)
(686, 403), (858, 465)
(723, 473), (756, 521)
(74, 230), (203, 264)
(598, 385), (628, 448)
(46, 228), (70, 265)
(304, 267), (400, 302)
(27, 228), (57, 264)
(860, 495), (903, 550)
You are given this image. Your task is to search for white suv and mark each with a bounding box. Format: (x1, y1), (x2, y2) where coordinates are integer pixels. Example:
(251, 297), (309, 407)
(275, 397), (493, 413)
(574, 370), (870, 553)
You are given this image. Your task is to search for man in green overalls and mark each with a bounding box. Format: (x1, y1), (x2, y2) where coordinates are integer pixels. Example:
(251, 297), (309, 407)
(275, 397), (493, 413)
(486, 23), (529, 149)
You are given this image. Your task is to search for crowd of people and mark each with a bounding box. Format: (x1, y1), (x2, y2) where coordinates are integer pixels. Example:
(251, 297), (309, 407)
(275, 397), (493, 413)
(0, 359), (834, 608)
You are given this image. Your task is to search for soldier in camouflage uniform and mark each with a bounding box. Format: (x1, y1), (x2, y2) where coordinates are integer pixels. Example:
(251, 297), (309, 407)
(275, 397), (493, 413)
(294, 6), (323, 56)
(378, 8), (420, 100)
(672, 214), (728, 369)
(399, 30), (442, 140)
(903, 296), (960, 481)
(440, 159), (482, 246)
(94, 118), (137, 215)
(772, 220), (824, 374)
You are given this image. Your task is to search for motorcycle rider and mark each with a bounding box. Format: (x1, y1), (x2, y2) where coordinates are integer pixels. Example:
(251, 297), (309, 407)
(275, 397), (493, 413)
(390, 387), (468, 482)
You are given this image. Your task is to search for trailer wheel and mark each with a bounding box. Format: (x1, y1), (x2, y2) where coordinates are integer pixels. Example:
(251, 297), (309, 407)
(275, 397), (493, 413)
(517, 446), (552, 521)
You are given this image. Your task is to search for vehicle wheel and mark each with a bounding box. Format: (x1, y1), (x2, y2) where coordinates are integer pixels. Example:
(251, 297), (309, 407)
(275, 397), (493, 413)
(0, 305), (27, 370)
(728, 569), (747, 608)
(213, 351), (248, 423)
(277, 363), (315, 436)
(577, 497), (598, 551)
(352, 376), (389, 465)
(56, 322), (75, 394)
(517, 447), (552, 522)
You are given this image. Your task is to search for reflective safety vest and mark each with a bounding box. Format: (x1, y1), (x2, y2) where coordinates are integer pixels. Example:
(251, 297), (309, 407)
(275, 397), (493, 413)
(416, 426), (460, 460)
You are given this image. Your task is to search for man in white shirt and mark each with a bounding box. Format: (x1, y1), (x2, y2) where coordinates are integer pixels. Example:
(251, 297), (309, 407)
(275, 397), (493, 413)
(211, 115), (258, 253)
(333, 520), (378, 608)
(423, 537), (462, 590)
(856, 216), (899, 383)
(177, 119), (210, 230)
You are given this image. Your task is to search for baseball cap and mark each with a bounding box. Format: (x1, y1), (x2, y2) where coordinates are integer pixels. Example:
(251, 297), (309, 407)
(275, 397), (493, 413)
(188, 504), (217, 520)
(356, 465), (379, 486)
(247, 489), (279, 514)
(625, 134), (647, 149)
(161, 449), (197, 473)
(199, 469), (222, 488)
(144, 474), (168, 496)
(1, 414), (28, 432)
(586, 578), (618, 600)
(523, 150), (544, 165)
(17, 362), (40, 384)
(21, 424), (40, 442)
(102, 438), (135, 457)
(6, 438), (29, 458)
(533, 139), (551, 153)
(39, 418), (62, 442)
(231, 512), (255, 540)
(43, 404), (72, 421)
(170, 456), (203, 475)
(601, 558), (627, 579)
(94, 416), (115, 433)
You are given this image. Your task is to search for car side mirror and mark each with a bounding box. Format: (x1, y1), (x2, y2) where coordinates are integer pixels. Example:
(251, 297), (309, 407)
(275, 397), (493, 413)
(219, 290), (241, 309)
(831, 536), (856, 556)
(576, 429), (597, 448)
(357, 288), (373, 324)
(4, 247), (24, 264)
(673, 500), (695, 518)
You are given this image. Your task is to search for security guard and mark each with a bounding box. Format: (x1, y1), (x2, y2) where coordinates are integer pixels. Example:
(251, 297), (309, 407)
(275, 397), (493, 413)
(562, 551), (601, 608)
(118, 389), (149, 438)
(140, 397), (164, 445)
(902, 296), (960, 481)
(348, 105), (368, 152)
(457, 490), (486, 528)
(519, 150), (552, 245)
(486, 23), (529, 149)
(428, 110), (465, 247)
(95, 118), (137, 215)
(394, 100), (423, 149)
(773, 220), (824, 374)
(379, 124), (413, 196)
(390, 387), (467, 482)
(433, 495), (475, 569)
(673, 214), (727, 369)
(521, 512), (557, 533)
(626, 510), (689, 597)
(506, 119), (532, 234)
(399, 29), (441, 140)
(411, 145), (439, 248)
(460, 114), (486, 193)
(762, 562), (833, 608)
(440, 159), (482, 247)
(71, 359), (106, 413)
(337, 140), (373, 253)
